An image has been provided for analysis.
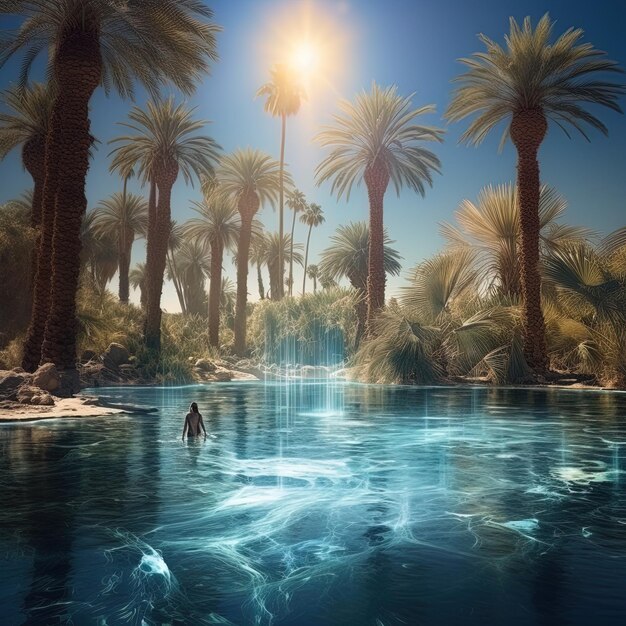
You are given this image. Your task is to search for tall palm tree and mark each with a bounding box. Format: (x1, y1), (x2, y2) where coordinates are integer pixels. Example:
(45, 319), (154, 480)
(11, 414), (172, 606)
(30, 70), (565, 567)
(185, 190), (240, 347)
(441, 184), (592, 298)
(306, 264), (319, 294)
(92, 192), (148, 303)
(285, 189), (308, 296)
(446, 14), (624, 372)
(319, 221), (402, 346)
(130, 263), (147, 309)
(316, 83), (443, 331)
(217, 149), (283, 355)
(250, 231), (268, 300)
(2, 1), (220, 380)
(109, 99), (221, 354)
(262, 232), (303, 300)
(256, 64), (305, 298)
(0, 83), (55, 371)
(300, 202), (325, 296)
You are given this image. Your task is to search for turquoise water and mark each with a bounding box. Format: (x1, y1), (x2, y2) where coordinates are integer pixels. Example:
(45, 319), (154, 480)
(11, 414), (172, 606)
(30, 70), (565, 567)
(1, 382), (626, 625)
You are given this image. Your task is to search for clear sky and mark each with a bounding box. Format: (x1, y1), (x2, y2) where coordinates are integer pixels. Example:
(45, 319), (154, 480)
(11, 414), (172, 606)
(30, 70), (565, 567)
(1, 0), (625, 312)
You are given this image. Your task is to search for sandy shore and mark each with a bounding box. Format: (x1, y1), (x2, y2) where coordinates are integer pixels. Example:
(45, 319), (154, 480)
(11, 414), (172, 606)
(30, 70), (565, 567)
(0, 396), (140, 422)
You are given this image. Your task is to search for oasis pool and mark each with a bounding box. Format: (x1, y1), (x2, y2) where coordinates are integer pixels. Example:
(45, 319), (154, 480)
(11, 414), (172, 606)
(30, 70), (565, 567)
(1, 383), (625, 625)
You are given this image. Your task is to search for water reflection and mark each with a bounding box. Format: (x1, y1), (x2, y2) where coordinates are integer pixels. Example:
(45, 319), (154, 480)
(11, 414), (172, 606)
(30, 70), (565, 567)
(0, 384), (625, 624)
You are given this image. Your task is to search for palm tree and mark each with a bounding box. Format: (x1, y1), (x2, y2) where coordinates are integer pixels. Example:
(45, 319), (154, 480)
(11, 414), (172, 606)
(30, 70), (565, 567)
(319, 221), (402, 346)
(441, 184), (593, 298)
(2, 1), (220, 380)
(446, 14), (624, 373)
(285, 189), (308, 296)
(0, 83), (55, 371)
(166, 237), (209, 316)
(80, 211), (118, 293)
(92, 192), (148, 303)
(306, 264), (319, 294)
(109, 99), (221, 354)
(300, 202), (325, 296)
(257, 64), (305, 298)
(217, 149), (283, 355)
(130, 263), (147, 309)
(185, 189), (240, 347)
(262, 232), (303, 300)
(316, 83), (443, 331)
(250, 232), (268, 300)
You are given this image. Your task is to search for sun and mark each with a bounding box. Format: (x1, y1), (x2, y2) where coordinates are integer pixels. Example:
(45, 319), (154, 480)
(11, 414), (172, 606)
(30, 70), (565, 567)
(290, 41), (318, 75)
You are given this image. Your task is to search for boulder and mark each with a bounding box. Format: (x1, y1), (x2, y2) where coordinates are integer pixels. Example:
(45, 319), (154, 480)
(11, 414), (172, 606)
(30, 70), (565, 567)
(32, 363), (60, 392)
(102, 343), (130, 369)
(194, 358), (216, 373)
(0, 371), (30, 398)
(213, 368), (232, 382)
(300, 365), (330, 379)
(81, 349), (97, 363)
(16, 384), (55, 406)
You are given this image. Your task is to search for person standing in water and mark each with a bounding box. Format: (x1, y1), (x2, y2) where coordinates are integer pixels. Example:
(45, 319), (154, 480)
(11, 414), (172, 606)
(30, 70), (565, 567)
(182, 402), (208, 439)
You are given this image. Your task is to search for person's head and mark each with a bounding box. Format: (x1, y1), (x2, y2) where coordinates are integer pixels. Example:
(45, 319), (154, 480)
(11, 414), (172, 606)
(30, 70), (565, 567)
(189, 402), (199, 413)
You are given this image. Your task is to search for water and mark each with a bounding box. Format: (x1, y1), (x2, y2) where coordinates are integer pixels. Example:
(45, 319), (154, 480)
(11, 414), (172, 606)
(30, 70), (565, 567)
(1, 383), (626, 625)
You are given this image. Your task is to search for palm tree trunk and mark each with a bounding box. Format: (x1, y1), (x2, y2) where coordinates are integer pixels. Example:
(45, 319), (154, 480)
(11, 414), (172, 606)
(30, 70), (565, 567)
(118, 230), (132, 304)
(145, 164), (177, 354)
(167, 252), (186, 315)
(288, 206), (297, 296)
(208, 240), (223, 348)
(364, 162), (390, 335)
(257, 263), (265, 300)
(21, 109), (63, 371)
(511, 110), (548, 374)
(21, 136), (46, 336)
(40, 26), (102, 382)
(302, 223), (313, 296)
(235, 192), (259, 355)
(313, 274), (317, 294)
(278, 113), (286, 299)
(354, 288), (367, 350)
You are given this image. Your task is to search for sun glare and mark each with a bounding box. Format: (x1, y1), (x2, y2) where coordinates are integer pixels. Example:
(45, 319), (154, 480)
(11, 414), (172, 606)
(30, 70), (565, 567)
(291, 42), (318, 74)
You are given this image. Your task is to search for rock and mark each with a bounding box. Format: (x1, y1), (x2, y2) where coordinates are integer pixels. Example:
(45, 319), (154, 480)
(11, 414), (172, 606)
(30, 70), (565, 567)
(194, 358), (216, 372)
(102, 343), (130, 369)
(16, 385), (55, 406)
(81, 349), (97, 363)
(32, 363), (60, 392)
(0, 371), (30, 398)
(11, 367), (26, 374)
(300, 365), (330, 379)
(55, 369), (81, 398)
(213, 368), (232, 382)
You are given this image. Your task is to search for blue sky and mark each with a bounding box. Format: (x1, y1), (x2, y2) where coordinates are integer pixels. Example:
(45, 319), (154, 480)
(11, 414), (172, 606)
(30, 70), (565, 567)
(1, 0), (625, 311)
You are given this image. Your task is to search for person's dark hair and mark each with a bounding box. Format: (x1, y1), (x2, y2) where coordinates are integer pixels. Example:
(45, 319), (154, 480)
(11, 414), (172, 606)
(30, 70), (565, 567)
(189, 402), (199, 413)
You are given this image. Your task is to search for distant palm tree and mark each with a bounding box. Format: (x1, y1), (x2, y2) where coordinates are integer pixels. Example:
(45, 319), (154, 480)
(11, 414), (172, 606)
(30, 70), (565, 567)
(2, 0), (220, 378)
(250, 232), (268, 300)
(306, 264), (319, 294)
(263, 232), (303, 300)
(441, 184), (592, 298)
(319, 221), (402, 347)
(285, 189), (308, 296)
(446, 14), (624, 372)
(0, 83), (55, 371)
(166, 237), (209, 316)
(217, 149), (283, 354)
(92, 192), (148, 303)
(300, 203), (325, 296)
(109, 99), (221, 354)
(130, 263), (147, 309)
(257, 64), (305, 298)
(186, 189), (240, 347)
(80, 211), (118, 294)
(316, 83), (443, 331)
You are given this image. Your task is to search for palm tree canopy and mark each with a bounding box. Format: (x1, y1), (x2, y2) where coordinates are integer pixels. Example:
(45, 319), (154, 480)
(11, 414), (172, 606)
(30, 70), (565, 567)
(319, 221), (402, 287)
(315, 82), (444, 200)
(300, 202), (325, 228)
(256, 63), (305, 118)
(286, 189), (308, 215)
(263, 232), (304, 267)
(217, 148), (289, 209)
(167, 237), (210, 282)
(0, 0), (220, 97)
(92, 192), (148, 241)
(446, 13), (625, 147)
(306, 264), (319, 279)
(0, 82), (54, 160)
(109, 99), (221, 184)
(129, 262), (146, 290)
(185, 190), (240, 251)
